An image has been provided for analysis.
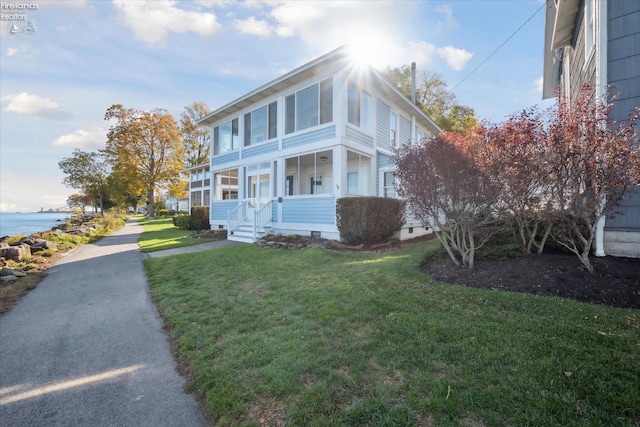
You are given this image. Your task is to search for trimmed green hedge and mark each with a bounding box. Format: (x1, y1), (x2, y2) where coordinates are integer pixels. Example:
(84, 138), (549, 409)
(191, 206), (210, 230)
(336, 197), (405, 245)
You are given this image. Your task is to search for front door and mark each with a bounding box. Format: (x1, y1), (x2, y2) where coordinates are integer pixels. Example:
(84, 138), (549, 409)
(246, 162), (271, 216)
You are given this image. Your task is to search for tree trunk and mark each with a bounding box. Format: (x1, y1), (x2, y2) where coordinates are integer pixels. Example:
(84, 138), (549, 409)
(147, 188), (155, 217)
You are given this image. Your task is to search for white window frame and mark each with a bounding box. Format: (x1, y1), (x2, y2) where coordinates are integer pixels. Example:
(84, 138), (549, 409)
(348, 81), (373, 133)
(584, 0), (595, 64)
(380, 168), (397, 199)
(390, 111), (399, 148)
(284, 78), (333, 135)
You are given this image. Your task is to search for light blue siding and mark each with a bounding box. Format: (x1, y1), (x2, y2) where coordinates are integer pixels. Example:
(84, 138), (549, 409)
(212, 152), (240, 166)
(376, 100), (391, 151)
(283, 125), (336, 150)
(272, 200), (278, 222)
(243, 141), (279, 159)
(211, 200), (238, 221)
(399, 116), (411, 145)
(282, 197), (335, 224)
(345, 126), (374, 148)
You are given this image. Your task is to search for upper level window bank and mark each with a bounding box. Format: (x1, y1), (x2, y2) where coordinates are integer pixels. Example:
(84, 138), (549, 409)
(213, 118), (239, 156)
(245, 102), (277, 147)
(285, 78), (333, 135)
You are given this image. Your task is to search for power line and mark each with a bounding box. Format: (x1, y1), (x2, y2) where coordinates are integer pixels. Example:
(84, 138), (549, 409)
(453, 3), (545, 90)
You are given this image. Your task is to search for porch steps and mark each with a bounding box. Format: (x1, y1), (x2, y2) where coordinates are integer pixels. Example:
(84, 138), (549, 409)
(227, 224), (270, 244)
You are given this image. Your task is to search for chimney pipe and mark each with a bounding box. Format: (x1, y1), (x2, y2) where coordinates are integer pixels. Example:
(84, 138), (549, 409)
(410, 62), (416, 105)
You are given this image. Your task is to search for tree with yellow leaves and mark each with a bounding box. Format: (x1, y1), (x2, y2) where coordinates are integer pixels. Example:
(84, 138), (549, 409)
(104, 104), (185, 217)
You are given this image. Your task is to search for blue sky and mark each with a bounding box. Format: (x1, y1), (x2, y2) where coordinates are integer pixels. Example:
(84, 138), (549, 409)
(0, 0), (551, 212)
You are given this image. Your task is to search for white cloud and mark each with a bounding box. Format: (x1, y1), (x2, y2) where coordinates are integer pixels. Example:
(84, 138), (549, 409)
(534, 77), (543, 93)
(437, 46), (473, 71)
(434, 4), (459, 31)
(112, 0), (221, 44)
(234, 16), (272, 36)
(404, 41), (473, 72)
(6, 47), (18, 57)
(231, 2), (471, 71)
(1, 92), (73, 120)
(52, 127), (107, 149)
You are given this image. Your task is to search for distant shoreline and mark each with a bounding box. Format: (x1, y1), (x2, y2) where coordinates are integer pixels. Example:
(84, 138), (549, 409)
(0, 212), (70, 238)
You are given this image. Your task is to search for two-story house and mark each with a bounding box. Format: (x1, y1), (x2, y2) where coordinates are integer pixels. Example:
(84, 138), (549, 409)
(199, 46), (439, 243)
(542, 0), (640, 257)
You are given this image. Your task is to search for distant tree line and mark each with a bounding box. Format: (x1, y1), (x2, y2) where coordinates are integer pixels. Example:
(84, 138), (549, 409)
(58, 102), (211, 217)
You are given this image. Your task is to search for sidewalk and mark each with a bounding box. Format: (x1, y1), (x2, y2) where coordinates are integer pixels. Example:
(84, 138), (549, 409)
(0, 219), (209, 426)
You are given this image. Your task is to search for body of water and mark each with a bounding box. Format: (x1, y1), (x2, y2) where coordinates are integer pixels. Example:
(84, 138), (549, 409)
(0, 212), (69, 238)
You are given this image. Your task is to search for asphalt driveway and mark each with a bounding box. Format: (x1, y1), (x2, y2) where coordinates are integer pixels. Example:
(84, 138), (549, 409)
(0, 219), (209, 426)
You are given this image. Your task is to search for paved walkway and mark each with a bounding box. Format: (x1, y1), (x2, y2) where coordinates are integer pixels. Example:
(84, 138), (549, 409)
(0, 219), (212, 426)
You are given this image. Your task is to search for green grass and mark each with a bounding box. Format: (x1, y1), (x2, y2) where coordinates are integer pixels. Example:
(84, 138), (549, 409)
(138, 217), (214, 252)
(144, 241), (640, 426)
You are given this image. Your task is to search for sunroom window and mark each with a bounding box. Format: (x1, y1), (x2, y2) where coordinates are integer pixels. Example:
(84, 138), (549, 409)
(285, 78), (333, 135)
(346, 150), (371, 195)
(244, 102), (277, 146)
(213, 118), (239, 155)
(213, 168), (238, 200)
(285, 150), (333, 196)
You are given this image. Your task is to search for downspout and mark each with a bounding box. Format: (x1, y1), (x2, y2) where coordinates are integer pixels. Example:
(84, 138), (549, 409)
(595, 0), (607, 257)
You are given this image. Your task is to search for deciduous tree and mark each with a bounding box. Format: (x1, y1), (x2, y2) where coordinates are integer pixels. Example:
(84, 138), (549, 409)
(104, 104), (185, 217)
(58, 149), (110, 214)
(180, 101), (211, 167)
(488, 107), (554, 254)
(394, 130), (503, 268)
(382, 66), (477, 134)
(546, 84), (640, 273)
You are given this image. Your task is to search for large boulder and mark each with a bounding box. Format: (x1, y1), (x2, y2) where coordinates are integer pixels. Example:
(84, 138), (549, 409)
(0, 244), (31, 261)
(0, 267), (26, 277)
(30, 240), (57, 253)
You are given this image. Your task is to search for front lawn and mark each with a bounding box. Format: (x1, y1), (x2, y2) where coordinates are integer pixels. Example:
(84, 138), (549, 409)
(138, 217), (214, 252)
(144, 240), (640, 426)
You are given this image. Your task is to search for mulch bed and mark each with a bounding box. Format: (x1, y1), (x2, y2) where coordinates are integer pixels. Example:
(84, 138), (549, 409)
(421, 252), (640, 310)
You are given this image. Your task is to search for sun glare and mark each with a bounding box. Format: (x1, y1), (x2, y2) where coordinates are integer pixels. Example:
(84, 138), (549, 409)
(346, 30), (395, 70)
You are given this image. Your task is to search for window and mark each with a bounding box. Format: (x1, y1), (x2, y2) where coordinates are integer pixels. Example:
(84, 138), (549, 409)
(285, 78), (333, 134)
(390, 111), (398, 147)
(585, 0), (595, 60)
(191, 191), (202, 207)
(213, 169), (238, 200)
(213, 118), (239, 155)
(203, 190), (210, 206)
(284, 150), (332, 195)
(348, 81), (372, 132)
(244, 102), (277, 146)
(383, 171), (396, 198)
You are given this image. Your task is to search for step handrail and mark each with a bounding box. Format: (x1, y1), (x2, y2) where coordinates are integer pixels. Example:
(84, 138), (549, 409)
(253, 200), (273, 240)
(228, 201), (247, 235)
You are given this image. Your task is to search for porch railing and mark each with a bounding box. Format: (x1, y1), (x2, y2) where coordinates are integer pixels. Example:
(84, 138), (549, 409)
(253, 200), (273, 240)
(228, 200), (247, 235)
